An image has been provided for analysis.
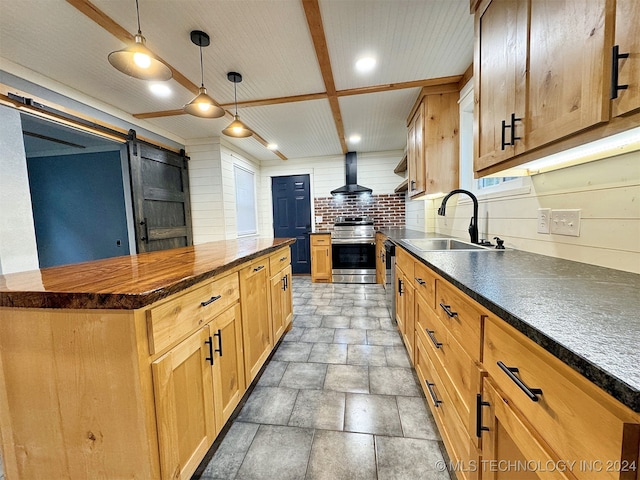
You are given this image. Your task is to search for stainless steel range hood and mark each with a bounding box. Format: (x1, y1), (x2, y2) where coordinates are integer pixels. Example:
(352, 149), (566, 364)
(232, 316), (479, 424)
(330, 151), (373, 195)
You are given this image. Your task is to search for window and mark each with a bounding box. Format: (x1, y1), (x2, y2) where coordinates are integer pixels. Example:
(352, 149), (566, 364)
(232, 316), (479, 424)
(234, 164), (257, 236)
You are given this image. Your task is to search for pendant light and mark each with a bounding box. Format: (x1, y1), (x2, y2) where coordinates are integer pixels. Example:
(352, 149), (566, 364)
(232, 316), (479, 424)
(108, 0), (172, 81)
(184, 31), (225, 118)
(222, 72), (253, 138)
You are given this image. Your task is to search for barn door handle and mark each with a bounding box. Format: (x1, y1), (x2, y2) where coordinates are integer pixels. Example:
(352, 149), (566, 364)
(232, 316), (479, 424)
(611, 45), (630, 99)
(213, 329), (222, 356)
(140, 218), (149, 243)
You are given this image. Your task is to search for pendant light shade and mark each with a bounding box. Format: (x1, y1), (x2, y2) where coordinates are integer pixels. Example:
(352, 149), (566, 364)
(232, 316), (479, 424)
(184, 31), (225, 118)
(222, 72), (253, 138)
(108, 0), (172, 81)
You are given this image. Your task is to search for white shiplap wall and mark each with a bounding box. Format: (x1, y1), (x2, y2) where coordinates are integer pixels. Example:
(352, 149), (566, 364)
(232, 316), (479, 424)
(259, 150), (404, 235)
(0, 106), (39, 274)
(417, 151), (640, 273)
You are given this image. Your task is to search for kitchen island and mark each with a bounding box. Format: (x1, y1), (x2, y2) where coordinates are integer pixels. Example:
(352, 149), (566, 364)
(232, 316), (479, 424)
(381, 228), (640, 480)
(0, 237), (295, 480)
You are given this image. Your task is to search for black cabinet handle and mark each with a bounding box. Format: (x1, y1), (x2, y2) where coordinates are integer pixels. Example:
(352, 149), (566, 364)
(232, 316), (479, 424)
(439, 303), (457, 318)
(201, 295), (221, 307)
(398, 278), (404, 295)
(213, 329), (222, 356)
(205, 336), (214, 365)
(415, 277), (426, 285)
(281, 275), (287, 291)
(410, 180), (416, 190)
(253, 265), (265, 272)
(476, 394), (490, 438)
(426, 381), (443, 408)
(279, 256), (287, 262)
(426, 329), (442, 349)
(500, 119), (509, 150)
(510, 113), (521, 145)
(497, 361), (543, 402)
(611, 45), (630, 99)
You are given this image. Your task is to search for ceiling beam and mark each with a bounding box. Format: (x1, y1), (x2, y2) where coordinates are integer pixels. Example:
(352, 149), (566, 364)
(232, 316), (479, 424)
(65, 0), (288, 160)
(301, 0), (348, 154)
(133, 75), (463, 118)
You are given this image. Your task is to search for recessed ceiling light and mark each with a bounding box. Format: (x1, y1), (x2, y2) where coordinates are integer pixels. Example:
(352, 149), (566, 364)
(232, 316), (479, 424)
(355, 57), (376, 73)
(149, 83), (172, 97)
(349, 134), (361, 143)
(267, 143), (278, 150)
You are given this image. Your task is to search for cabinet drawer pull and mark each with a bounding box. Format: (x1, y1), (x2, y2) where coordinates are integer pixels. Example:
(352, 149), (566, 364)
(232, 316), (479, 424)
(476, 394), (490, 438)
(201, 295), (222, 307)
(426, 381), (443, 408)
(415, 277), (425, 285)
(253, 265), (265, 272)
(611, 45), (630, 100)
(497, 361), (543, 402)
(280, 256), (287, 262)
(439, 303), (457, 318)
(213, 329), (222, 356)
(398, 279), (404, 295)
(204, 336), (214, 365)
(426, 329), (442, 349)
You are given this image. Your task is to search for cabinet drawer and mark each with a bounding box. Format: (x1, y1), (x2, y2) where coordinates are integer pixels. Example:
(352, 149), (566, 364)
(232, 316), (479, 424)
(396, 247), (414, 277)
(435, 280), (482, 361)
(311, 234), (331, 246)
(484, 317), (640, 480)
(416, 293), (480, 440)
(269, 247), (291, 274)
(415, 335), (478, 480)
(147, 273), (240, 355)
(413, 260), (436, 307)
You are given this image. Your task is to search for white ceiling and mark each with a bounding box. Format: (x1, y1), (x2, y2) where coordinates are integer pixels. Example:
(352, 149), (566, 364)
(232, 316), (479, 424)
(0, 0), (474, 162)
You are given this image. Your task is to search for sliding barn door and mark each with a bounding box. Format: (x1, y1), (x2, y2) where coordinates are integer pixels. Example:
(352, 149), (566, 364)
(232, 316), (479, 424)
(127, 132), (193, 253)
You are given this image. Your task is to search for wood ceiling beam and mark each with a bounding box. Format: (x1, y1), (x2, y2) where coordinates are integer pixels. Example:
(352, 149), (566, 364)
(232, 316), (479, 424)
(65, 0), (288, 160)
(302, 0), (348, 154)
(336, 75), (463, 97)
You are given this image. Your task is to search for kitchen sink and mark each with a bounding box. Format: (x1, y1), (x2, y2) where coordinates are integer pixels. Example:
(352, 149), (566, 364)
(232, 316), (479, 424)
(401, 238), (495, 251)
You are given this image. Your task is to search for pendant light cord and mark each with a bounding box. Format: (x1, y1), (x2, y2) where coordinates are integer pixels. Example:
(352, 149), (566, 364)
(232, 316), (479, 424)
(199, 44), (204, 87)
(234, 82), (238, 115)
(135, 0), (142, 35)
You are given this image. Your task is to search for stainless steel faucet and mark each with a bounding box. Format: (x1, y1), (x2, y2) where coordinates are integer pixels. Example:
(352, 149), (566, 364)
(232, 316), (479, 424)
(437, 189), (479, 244)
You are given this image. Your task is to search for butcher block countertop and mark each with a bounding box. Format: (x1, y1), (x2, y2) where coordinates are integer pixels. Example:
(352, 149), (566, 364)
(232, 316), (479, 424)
(0, 237), (295, 310)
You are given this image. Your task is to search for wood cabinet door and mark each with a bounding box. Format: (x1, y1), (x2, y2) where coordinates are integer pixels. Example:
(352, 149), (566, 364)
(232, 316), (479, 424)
(408, 104), (425, 197)
(375, 235), (386, 285)
(152, 326), (216, 480)
(425, 92), (460, 194)
(211, 303), (246, 428)
(281, 264), (293, 330)
(240, 259), (273, 384)
(401, 275), (415, 365)
(474, 0), (527, 172)
(612, 0), (640, 117)
(481, 379), (572, 480)
(270, 270), (288, 345)
(395, 265), (406, 335)
(311, 244), (331, 281)
(526, 0), (612, 152)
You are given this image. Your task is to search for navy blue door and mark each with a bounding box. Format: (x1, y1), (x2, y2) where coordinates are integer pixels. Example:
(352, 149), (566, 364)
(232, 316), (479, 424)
(271, 175), (311, 274)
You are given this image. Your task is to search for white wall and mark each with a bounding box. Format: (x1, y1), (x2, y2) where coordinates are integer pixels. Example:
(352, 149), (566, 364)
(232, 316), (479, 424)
(0, 106), (39, 273)
(418, 151), (640, 273)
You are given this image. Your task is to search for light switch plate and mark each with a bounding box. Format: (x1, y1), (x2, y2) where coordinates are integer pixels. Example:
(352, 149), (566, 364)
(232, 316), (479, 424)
(550, 209), (581, 236)
(537, 208), (551, 234)
(315, 215), (323, 223)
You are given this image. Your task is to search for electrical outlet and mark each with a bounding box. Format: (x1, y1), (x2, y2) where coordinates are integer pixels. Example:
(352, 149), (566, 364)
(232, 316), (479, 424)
(315, 215), (323, 223)
(537, 208), (551, 234)
(550, 209), (581, 236)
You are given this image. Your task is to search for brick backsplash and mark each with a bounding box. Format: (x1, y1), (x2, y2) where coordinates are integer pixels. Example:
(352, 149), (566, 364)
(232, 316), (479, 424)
(314, 193), (406, 231)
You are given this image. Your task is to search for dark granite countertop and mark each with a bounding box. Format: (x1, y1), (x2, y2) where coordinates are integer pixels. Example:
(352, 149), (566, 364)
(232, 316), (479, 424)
(380, 228), (640, 413)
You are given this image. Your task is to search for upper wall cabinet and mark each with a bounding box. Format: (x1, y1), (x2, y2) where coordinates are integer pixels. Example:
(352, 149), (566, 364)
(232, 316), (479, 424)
(407, 90), (459, 198)
(474, 0), (638, 177)
(612, 0), (640, 117)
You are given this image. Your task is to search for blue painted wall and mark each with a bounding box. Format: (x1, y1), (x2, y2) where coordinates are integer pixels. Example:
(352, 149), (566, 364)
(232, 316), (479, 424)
(27, 150), (130, 268)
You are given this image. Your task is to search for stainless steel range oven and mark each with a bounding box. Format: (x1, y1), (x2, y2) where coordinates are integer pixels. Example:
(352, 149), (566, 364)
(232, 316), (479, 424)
(331, 216), (376, 284)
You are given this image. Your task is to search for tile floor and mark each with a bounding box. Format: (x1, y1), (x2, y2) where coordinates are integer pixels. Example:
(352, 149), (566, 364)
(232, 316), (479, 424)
(197, 276), (451, 480)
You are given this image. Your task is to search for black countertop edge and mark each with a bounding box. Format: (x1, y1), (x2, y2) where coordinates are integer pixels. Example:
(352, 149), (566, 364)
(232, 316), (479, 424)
(0, 241), (294, 311)
(381, 229), (640, 413)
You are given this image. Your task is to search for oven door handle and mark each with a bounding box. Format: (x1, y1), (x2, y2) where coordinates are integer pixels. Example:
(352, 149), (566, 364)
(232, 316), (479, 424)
(331, 239), (376, 245)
